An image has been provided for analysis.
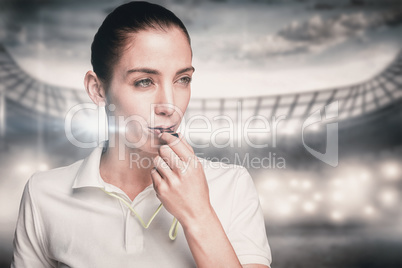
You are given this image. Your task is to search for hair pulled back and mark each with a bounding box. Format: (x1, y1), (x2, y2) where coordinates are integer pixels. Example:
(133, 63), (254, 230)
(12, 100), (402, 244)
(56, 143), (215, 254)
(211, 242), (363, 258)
(91, 1), (191, 88)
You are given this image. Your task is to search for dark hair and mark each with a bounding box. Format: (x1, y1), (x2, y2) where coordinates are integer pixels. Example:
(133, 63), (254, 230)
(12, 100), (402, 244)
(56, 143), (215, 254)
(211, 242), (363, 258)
(91, 1), (191, 88)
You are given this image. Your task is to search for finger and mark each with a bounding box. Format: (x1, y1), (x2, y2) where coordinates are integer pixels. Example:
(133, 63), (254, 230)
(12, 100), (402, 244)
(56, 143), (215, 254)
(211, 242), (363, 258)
(178, 133), (194, 153)
(159, 132), (193, 160)
(159, 145), (185, 173)
(153, 155), (174, 179)
(150, 167), (162, 189)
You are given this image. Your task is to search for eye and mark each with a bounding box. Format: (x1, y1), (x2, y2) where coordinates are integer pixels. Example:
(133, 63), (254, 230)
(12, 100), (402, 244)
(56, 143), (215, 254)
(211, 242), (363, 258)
(134, 78), (153, 88)
(177, 76), (192, 85)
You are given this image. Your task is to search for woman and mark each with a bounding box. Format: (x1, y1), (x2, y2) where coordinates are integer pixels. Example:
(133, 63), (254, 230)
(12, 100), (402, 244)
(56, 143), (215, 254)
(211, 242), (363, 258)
(12, 2), (271, 267)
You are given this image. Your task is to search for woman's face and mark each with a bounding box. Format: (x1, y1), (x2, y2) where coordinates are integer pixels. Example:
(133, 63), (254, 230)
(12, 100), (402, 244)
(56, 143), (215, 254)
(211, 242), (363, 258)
(106, 27), (193, 155)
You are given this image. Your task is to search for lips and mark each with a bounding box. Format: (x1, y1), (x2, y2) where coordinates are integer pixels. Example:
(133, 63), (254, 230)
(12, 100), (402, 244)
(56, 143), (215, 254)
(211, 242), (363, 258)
(148, 125), (176, 135)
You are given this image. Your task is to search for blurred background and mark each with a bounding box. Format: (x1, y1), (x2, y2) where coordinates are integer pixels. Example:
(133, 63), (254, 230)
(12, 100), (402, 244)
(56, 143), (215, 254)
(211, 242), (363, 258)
(1, 0), (402, 267)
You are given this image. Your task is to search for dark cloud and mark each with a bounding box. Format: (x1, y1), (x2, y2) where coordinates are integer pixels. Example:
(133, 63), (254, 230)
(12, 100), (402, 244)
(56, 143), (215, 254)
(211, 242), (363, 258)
(1, 0), (402, 65)
(279, 9), (402, 42)
(239, 8), (402, 59)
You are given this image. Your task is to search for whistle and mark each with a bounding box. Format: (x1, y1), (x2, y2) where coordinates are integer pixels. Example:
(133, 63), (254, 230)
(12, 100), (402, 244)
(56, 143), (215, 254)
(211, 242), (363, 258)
(166, 131), (179, 138)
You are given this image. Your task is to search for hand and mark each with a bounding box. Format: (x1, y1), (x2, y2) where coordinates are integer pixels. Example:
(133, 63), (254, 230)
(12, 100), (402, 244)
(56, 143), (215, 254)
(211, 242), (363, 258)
(151, 133), (212, 227)
(152, 133), (243, 268)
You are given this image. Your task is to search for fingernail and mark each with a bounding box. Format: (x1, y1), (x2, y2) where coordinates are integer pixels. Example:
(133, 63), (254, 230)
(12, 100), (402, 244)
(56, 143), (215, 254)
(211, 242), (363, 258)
(158, 133), (163, 138)
(151, 168), (157, 174)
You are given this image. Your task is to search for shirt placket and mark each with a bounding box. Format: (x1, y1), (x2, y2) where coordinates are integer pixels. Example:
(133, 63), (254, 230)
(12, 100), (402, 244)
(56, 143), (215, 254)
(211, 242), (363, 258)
(124, 199), (144, 253)
(103, 183), (152, 253)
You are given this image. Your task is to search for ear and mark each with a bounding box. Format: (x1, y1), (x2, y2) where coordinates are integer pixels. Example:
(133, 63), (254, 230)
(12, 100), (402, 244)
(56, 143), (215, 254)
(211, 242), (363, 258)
(84, 70), (107, 106)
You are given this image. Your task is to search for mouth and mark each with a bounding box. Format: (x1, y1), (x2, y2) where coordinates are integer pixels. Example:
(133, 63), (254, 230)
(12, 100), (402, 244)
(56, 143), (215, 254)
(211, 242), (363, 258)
(148, 125), (176, 136)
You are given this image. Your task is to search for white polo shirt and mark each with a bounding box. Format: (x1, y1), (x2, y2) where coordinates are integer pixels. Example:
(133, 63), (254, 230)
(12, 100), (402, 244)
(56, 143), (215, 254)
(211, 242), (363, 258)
(12, 142), (272, 267)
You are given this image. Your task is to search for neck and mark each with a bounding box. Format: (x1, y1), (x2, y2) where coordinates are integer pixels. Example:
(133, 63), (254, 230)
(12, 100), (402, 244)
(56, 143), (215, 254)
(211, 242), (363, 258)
(99, 137), (156, 201)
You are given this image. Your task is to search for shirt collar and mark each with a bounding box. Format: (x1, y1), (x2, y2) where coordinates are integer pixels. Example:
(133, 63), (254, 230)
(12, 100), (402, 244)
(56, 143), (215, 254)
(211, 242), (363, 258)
(72, 141), (155, 197)
(72, 141), (107, 189)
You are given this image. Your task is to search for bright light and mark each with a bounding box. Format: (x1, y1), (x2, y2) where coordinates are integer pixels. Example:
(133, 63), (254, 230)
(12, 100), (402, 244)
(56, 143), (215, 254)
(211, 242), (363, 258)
(282, 120), (299, 135)
(303, 201), (316, 213)
(313, 193), (322, 201)
(332, 191), (344, 202)
(289, 179), (299, 188)
(73, 112), (101, 138)
(17, 164), (32, 174)
(38, 163), (48, 171)
(382, 162), (400, 180)
(277, 203), (292, 216)
(310, 124), (319, 132)
(379, 189), (398, 206)
(332, 178), (343, 188)
(364, 205), (375, 216)
(302, 180), (312, 190)
(359, 171), (371, 181)
(347, 176), (358, 187)
(284, 129), (295, 135)
(289, 194), (300, 203)
(331, 211), (344, 222)
(264, 178), (279, 191)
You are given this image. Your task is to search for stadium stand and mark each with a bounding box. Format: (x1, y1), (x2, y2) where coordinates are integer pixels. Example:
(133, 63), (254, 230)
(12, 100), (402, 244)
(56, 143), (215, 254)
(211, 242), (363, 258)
(0, 43), (401, 226)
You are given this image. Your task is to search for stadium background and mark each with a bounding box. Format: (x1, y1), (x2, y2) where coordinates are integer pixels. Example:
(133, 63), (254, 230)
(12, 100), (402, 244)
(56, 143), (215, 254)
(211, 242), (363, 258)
(1, 0), (402, 267)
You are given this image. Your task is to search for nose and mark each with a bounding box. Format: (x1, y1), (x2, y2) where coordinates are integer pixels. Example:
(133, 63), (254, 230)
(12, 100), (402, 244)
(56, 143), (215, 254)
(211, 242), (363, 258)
(154, 83), (175, 117)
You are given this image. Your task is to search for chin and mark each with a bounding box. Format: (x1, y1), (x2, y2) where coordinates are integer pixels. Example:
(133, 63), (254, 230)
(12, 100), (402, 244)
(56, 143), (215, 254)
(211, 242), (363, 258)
(140, 139), (164, 156)
(121, 131), (165, 155)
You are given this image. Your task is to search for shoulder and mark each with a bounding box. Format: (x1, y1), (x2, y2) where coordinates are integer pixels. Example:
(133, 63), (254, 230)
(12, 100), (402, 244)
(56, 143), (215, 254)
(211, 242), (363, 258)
(27, 159), (84, 197)
(196, 157), (262, 231)
(197, 156), (256, 198)
(197, 156), (250, 185)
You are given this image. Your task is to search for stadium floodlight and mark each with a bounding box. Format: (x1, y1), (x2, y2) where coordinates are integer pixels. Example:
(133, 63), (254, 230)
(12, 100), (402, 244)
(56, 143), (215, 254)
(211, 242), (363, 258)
(38, 163), (49, 171)
(289, 179), (299, 188)
(381, 161), (400, 180)
(332, 191), (344, 202)
(289, 194), (300, 203)
(303, 201), (316, 213)
(17, 164), (33, 175)
(359, 171), (371, 182)
(363, 205), (375, 216)
(264, 178), (280, 191)
(331, 178), (344, 188)
(302, 179), (312, 190)
(313, 193), (322, 201)
(379, 188), (398, 207)
(277, 202), (292, 216)
(281, 119), (300, 135)
(330, 211), (344, 222)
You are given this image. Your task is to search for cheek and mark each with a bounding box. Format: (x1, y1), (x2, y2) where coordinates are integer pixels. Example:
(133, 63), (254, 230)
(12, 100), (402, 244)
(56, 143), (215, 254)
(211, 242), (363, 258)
(111, 91), (150, 118)
(118, 101), (150, 136)
(176, 91), (191, 114)
(107, 93), (152, 137)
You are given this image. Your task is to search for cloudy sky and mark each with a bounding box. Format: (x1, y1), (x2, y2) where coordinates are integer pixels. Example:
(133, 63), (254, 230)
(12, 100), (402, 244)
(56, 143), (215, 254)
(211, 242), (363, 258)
(1, 0), (402, 98)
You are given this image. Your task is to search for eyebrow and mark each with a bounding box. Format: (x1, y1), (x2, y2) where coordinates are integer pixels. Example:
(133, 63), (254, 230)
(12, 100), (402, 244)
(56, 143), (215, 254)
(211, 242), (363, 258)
(126, 66), (195, 76)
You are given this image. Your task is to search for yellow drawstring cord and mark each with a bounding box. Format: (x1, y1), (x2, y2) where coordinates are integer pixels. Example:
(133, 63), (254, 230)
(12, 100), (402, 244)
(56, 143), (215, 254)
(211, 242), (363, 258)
(101, 188), (179, 240)
(169, 217), (179, 240)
